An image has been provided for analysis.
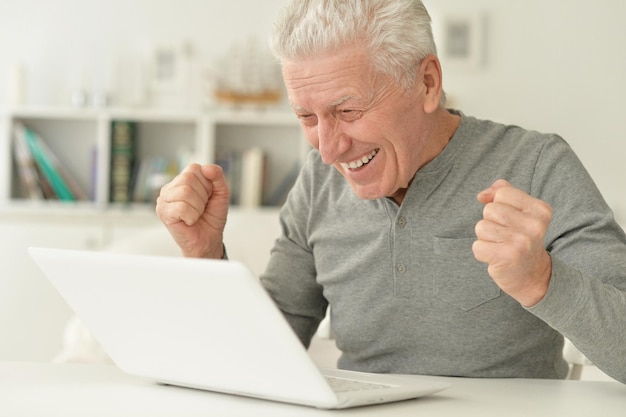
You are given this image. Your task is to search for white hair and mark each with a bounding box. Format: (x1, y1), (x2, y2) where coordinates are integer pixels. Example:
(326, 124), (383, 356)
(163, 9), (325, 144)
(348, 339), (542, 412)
(270, 0), (438, 91)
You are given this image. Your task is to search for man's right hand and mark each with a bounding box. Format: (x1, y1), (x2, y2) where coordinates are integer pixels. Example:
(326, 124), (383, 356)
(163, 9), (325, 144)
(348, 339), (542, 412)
(155, 164), (230, 259)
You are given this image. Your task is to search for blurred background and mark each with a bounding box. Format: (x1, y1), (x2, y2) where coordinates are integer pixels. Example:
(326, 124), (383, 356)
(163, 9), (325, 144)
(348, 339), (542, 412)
(1, 0), (624, 216)
(0, 0), (623, 376)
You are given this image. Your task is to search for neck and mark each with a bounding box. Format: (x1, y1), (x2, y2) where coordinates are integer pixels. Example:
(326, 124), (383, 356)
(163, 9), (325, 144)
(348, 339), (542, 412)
(429, 108), (462, 157)
(389, 109), (461, 205)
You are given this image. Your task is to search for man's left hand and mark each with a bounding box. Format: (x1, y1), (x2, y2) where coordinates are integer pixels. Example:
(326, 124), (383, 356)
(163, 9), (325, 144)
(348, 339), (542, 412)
(472, 179), (553, 307)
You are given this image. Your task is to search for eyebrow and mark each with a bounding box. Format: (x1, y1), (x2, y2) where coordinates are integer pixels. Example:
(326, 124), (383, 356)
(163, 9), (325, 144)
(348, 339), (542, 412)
(291, 103), (307, 112)
(291, 95), (357, 113)
(328, 95), (356, 107)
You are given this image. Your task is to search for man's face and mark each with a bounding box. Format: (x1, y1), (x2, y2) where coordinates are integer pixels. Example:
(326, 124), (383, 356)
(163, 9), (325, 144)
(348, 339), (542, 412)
(282, 46), (432, 202)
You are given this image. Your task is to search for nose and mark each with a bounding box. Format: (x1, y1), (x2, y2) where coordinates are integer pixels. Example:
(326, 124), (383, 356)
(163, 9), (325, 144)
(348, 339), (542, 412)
(316, 116), (351, 165)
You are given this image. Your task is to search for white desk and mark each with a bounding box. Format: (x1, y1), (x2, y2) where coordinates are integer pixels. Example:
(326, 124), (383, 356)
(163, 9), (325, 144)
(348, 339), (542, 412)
(2, 362), (625, 416)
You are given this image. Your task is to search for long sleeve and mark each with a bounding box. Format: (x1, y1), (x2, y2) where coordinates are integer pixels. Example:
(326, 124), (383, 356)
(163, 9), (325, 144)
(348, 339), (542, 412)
(260, 156), (328, 348)
(257, 113), (626, 381)
(526, 135), (626, 383)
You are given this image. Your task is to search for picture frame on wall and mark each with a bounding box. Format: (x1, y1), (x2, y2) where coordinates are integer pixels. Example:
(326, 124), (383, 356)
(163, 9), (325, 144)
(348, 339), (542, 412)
(439, 12), (486, 71)
(148, 42), (194, 108)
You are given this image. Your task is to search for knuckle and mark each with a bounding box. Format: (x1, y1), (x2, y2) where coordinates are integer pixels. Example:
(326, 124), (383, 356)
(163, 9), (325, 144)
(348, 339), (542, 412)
(539, 201), (553, 221)
(474, 219), (484, 236)
(177, 170), (198, 184)
(526, 217), (547, 240)
(482, 202), (496, 219)
(178, 182), (198, 200)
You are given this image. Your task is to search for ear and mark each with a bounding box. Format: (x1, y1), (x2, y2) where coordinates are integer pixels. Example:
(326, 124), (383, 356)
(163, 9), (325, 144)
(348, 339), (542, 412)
(419, 55), (444, 114)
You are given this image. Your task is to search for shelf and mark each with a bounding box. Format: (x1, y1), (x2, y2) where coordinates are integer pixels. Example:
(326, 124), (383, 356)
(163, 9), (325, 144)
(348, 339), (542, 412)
(0, 199), (159, 224)
(212, 108), (297, 126)
(7, 106), (298, 125)
(2, 106), (305, 212)
(8, 106), (104, 120)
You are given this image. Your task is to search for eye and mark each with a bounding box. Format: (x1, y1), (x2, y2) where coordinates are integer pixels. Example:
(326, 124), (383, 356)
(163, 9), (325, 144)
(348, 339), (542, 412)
(337, 109), (363, 122)
(296, 113), (318, 127)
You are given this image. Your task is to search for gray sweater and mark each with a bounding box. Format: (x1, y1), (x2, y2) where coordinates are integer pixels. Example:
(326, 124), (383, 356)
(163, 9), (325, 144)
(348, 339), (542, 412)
(260, 112), (626, 383)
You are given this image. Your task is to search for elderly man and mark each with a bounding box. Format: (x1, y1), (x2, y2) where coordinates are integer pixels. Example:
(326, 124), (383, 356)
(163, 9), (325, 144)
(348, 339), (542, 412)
(157, 0), (626, 383)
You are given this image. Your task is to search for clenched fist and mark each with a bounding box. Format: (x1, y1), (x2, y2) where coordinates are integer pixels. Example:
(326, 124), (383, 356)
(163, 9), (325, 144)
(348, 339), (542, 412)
(156, 164), (230, 259)
(473, 179), (553, 307)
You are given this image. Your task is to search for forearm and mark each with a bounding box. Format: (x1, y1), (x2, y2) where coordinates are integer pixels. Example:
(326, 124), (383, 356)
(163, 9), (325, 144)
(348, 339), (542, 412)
(260, 245), (328, 348)
(528, 257), (626, 384)
(259, 207), (327, 347)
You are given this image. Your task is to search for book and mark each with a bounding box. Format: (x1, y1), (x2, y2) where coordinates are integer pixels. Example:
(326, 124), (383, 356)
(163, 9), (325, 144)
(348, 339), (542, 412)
(33, 130), (89, 201)
(265, 161), (300, 206)
(131, 156), (170, 204)
(11, 123), (44, 200)
(239, 147), (265, 208)
(34, 163), (58, 199)
(109, 121), (137, 203)
(130, 157), (152, 203)
(215, 149), (242, 206)
(215, 147), (270, 208)
(21, 125), (76, 201)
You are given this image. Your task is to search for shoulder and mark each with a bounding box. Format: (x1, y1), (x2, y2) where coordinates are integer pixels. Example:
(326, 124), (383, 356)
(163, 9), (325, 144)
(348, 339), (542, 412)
(454, 113), (575, 168)
(459, 113), (569, 149)
(447, 112), (588, 199)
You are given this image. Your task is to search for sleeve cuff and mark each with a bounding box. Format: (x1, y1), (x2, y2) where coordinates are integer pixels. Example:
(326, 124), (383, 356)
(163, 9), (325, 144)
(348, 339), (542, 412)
(525, 256), (586, 329)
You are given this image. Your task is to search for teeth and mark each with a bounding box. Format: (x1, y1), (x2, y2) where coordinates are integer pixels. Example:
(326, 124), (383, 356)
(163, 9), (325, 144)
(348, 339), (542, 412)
(341, 149), (378, 171)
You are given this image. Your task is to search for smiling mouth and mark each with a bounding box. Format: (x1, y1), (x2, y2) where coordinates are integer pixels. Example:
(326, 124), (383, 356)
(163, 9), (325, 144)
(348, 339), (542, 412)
(340, 149), (379, 171)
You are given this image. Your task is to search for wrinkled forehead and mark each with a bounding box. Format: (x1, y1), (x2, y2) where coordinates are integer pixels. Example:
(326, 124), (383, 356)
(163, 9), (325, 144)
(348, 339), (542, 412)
(281, 46), (383, 107)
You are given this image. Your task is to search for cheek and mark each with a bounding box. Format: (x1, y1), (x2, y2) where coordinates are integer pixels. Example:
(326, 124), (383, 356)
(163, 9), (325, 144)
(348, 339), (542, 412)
(303, 126), (320, 149)
(377, 139), (414, 186)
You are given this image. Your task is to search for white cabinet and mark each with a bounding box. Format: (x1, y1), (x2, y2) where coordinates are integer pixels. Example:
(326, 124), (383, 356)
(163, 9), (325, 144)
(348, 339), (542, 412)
(0, 212), (104, 361)
(1, 106), (306, 210)
(0, 208), (163, 361)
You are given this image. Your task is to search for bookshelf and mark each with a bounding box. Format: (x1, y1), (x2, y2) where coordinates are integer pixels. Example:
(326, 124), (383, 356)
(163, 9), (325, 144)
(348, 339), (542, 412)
(1, 106), (307, 213)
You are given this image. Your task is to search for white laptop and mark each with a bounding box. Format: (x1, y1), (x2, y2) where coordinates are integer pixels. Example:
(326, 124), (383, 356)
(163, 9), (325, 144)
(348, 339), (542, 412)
(28, 246), (450, 409)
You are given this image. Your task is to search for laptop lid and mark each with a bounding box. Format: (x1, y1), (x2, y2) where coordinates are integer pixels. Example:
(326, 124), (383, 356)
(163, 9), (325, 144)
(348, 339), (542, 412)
(28, 247), (449, 409)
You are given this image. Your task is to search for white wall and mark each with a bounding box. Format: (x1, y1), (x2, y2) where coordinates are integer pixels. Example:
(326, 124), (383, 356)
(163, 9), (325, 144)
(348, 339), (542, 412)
(424, 0), (626, 223)
(0, 0), (290, 108)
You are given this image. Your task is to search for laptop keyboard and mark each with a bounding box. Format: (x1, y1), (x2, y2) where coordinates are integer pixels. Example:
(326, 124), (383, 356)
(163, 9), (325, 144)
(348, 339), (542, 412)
(325, 376), (393, 393)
